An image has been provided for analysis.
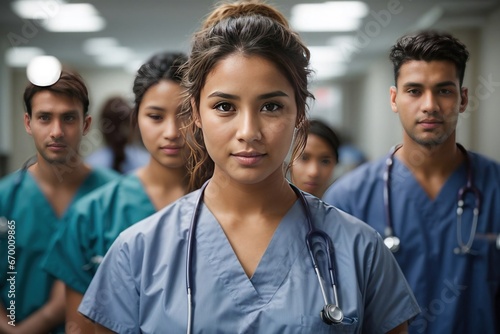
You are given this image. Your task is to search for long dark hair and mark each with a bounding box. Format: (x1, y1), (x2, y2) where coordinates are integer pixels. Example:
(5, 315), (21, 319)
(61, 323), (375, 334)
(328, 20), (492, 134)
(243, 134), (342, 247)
(98, 96), (133, 173)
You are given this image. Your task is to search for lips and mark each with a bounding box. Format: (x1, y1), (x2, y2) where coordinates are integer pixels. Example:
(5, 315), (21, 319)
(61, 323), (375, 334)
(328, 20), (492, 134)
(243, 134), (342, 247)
(47, 143), (66, 150)
(233, 151), (264, 157)
(232, 151), (266, 166)
(160, 145), (183, 155)
(303, 181), (319, 187)
(418, 118), (443, 129)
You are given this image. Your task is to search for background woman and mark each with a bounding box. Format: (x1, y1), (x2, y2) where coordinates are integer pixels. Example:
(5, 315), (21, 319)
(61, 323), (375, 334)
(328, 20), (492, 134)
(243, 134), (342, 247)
(290, 119), (340, 198)
(84, 96), (149, 174)
(42, 52), (196, 334)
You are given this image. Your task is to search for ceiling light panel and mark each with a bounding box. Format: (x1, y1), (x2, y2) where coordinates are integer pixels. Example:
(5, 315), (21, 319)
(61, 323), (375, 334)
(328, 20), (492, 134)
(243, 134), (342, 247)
(291, 1), (369, 32)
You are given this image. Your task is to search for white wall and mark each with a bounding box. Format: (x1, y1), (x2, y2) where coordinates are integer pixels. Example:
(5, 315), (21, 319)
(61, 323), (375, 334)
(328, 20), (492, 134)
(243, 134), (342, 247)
(357, 56), (401, 161)
(0, 30), (12, 156)
(476, 7), (500, 162)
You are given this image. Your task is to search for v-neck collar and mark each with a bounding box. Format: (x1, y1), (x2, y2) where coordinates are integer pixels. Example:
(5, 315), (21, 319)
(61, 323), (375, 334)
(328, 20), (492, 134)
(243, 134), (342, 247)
(391, 156), (467, 205)
(195, 199), (307, 309)
(25, 170), (97, 220)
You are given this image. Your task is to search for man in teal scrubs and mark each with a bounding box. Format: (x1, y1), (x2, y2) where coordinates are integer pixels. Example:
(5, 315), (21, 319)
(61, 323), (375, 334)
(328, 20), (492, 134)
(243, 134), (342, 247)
(0, 70), (119, 333)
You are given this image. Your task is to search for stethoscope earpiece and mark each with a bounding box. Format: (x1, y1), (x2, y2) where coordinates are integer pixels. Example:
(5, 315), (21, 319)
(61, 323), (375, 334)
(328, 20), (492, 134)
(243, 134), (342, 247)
(320, 304), (344, 325)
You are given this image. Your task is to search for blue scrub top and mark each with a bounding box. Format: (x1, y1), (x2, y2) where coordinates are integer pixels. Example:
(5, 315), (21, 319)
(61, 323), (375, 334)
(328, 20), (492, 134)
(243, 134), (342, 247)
(323, 151), (500, 334)
(42, 173), (156, 294)
(85, 145), (150, 174)
(80, 188), (420, 333)
(0, 168), (118, 323)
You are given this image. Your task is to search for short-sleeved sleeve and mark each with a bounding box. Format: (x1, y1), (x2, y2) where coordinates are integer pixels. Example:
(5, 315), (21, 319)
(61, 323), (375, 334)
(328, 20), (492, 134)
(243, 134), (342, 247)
(42, 211), (95, 294)
(79, 236), (140, 334)
(363, 230), (420, 332)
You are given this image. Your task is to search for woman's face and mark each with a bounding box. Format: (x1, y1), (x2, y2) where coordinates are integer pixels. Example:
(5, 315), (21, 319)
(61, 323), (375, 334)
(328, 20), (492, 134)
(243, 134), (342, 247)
(195, 53), (297, 186)
(138, 80), (186, 169)
(291, 134), (337, 198)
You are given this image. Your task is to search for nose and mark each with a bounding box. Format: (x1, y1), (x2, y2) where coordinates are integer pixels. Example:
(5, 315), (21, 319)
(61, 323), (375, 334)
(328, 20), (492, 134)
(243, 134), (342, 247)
(305, 161), (320, 178)
(50, 119), (64, 139)
(236, 110), (262, 142)
(422, 91), (440, 113)
(163, 114), (181, 140)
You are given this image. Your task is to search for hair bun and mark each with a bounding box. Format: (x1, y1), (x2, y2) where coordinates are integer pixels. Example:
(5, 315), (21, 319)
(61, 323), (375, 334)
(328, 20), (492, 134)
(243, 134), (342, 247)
(202, 0), (289, 30)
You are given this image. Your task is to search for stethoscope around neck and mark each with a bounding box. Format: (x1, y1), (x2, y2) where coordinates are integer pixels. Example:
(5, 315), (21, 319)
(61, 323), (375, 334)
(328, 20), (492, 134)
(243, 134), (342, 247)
(185, 181), (344, 334)
(383, 143), (497, 254)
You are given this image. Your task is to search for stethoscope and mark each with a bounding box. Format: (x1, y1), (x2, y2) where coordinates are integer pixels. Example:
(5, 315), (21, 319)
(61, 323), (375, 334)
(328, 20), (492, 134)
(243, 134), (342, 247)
(185, 181), (344, 333)
(383, 143), (498, 254)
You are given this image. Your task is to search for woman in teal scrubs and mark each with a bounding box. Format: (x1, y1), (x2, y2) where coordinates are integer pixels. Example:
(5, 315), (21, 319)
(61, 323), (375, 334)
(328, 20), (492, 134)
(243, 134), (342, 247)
(42, 52), (199, 334)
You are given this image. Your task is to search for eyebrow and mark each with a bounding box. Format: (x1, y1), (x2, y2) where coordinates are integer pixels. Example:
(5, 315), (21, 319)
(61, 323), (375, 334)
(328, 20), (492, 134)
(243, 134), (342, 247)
(144, 106), (166, 112)
(207, 90), (289, 100)
(33, 110), (80, 116)
(402, 81), (457, 88)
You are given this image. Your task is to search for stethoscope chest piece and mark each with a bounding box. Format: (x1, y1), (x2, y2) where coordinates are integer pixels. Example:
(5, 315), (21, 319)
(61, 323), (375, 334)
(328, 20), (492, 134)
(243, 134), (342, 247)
(383, 235), (400, 253)
(321, 304), (344, 325)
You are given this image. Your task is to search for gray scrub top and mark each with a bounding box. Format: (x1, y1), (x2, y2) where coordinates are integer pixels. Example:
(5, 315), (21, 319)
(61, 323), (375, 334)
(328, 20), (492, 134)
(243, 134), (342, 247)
(80, 188), (420, 333)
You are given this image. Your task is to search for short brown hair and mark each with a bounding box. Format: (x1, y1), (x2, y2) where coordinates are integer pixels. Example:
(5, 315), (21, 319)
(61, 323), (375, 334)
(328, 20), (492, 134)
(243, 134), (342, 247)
(23, 70), (90, 117)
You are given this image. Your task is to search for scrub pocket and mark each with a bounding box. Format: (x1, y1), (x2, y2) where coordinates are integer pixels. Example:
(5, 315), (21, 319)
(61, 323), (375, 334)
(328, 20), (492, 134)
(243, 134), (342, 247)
(301, 314), (359, 333)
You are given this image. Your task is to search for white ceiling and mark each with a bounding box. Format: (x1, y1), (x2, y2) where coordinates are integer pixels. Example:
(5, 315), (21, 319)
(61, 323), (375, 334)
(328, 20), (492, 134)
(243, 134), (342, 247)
(1, 0), (499, 79)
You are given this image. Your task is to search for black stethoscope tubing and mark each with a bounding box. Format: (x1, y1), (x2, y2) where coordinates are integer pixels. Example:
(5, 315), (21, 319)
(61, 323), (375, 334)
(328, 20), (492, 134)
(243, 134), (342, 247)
(185, 180), (343, 333)
(383, 143), (483, 254)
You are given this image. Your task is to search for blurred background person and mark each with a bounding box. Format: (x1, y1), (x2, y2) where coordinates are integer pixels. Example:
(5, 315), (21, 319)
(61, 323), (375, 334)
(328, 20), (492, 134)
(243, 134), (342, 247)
(290, 119), (340, 198)
(85, 96), (149, 174)
(41, 52), (207, 334)
(0, 69), (119, 334)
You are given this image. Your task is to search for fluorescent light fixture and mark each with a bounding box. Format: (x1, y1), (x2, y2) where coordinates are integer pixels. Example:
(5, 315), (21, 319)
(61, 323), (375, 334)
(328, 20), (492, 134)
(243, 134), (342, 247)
(11, 0), (66, 20)
(309, 46), (346, 63)
(311, 64), (348, 80)
(291, 1), (369, 32)
(308, 46), (348, 80)
(82, 37), (120, 56)
(94, 47), (134, 66)
(14, 2), (107, 32)
(42, 4), (105, 32)
(5, 47), (45, 67)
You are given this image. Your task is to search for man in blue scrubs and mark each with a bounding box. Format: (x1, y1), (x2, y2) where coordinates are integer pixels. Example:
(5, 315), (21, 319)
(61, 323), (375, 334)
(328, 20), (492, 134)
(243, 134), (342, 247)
(323, 31), (500, 333)
(0, 70), (119, 333)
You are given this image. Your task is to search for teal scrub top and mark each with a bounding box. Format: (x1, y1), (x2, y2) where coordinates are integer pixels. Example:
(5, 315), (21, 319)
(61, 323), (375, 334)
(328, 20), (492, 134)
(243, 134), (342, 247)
(42, 173), (156, 294)
(0, 167), (118, 323)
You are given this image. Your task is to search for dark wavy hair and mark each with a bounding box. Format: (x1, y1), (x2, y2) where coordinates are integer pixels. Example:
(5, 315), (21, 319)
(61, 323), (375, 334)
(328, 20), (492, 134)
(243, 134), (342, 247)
(389, 30), (469, 87)
(132, 52), (188, 126)
(180, 0), (314, 190)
